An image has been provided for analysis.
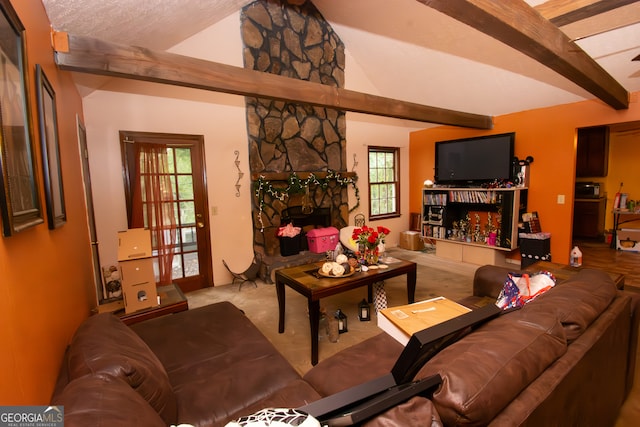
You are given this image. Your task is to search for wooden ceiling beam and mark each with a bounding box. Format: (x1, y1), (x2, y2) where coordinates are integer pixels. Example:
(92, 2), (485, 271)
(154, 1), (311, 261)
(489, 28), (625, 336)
(534, 0), (638, 27)
(418, 0), (629, 110)
(52, 33), (493, 129)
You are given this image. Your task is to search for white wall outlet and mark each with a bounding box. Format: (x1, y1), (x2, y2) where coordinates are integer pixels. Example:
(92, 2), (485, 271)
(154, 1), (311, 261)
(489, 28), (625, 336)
(557, 194), (565, 204)
(211, 206), (218, 215)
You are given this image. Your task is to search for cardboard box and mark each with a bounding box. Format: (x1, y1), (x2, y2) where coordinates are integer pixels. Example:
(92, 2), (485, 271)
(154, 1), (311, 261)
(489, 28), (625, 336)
(306, 227), (339, 253)
(120, 258), (158, 313)
(378, 296), (471, 345)
(96, 298), (125, 314)
(617, 228), (640, 252)
(399, 231), (423, 251)
(123, 281), (158, 314)
(118, 228), (153, 261)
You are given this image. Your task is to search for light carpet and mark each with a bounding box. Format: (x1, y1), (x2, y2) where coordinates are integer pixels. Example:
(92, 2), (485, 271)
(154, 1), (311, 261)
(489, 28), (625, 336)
(187, 247), (481, 375)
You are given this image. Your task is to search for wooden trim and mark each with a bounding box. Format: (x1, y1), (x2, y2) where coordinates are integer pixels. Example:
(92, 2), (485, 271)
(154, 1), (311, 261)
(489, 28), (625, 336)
(534, 0), (637, 27)
(52, 32), (493, 129)
(418, 0), (629, 110)
(534, 0), (602, 20)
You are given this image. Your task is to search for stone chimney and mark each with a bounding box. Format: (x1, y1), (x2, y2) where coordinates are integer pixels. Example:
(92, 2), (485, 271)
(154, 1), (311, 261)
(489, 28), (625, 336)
(241, 0), (350, 256)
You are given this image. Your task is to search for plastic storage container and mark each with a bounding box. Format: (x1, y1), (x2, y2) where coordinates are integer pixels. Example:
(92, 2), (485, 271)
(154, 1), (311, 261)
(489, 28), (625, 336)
(307, 227), (339, 253)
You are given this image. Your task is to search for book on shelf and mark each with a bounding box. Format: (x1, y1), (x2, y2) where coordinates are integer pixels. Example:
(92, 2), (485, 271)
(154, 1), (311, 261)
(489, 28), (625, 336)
(521, 211), (541, 233)
(378, 297), (472, 345)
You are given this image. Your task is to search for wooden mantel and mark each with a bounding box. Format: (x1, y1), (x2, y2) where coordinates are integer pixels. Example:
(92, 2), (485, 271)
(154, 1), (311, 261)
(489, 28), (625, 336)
(251, 171), (357, 181)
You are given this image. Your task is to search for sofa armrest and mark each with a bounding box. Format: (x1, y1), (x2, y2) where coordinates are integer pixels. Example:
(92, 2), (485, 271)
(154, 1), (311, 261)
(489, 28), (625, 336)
(472, 265), (513, 298)
(626, 292), (640, 397)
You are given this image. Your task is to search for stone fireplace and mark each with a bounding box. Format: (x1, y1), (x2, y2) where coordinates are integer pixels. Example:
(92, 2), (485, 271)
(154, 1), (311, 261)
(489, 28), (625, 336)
(241, 0), (352, 257)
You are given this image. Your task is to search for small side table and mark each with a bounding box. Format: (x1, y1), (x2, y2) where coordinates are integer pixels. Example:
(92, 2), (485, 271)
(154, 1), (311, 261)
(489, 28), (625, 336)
(119, 283), (188, 325)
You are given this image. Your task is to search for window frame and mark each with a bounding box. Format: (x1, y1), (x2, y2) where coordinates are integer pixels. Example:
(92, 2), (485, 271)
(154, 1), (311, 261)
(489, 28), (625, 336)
(367, 146), (400, 221)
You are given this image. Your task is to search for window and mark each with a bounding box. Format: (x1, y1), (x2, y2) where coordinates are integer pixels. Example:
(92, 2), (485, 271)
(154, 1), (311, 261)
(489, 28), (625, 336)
(368, 146), (399, 219)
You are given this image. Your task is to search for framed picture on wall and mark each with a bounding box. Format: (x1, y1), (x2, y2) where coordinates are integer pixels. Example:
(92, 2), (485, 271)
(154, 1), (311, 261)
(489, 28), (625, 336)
(36, 64), (66, 229)
(0, 0), (44, 236)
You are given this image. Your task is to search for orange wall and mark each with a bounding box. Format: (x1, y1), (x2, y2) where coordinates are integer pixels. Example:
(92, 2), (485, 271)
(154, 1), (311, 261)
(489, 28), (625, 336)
(0, 1), (94, 404)
(410, 93), (640, 264)
(603, 132), (640, 230)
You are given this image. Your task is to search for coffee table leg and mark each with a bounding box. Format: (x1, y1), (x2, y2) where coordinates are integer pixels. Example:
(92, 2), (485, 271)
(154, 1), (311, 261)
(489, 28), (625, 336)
(309, 299), (320, 365)
(277, 280), (285, 333)
(407, 267), (417, 303)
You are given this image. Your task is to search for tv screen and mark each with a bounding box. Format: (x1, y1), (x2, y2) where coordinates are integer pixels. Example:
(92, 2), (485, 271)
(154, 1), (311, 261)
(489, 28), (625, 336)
(435, 133), (515, 185)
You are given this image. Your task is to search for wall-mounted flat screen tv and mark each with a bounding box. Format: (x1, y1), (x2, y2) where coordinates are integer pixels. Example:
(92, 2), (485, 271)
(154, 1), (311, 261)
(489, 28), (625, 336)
(434, 132), (515, 186)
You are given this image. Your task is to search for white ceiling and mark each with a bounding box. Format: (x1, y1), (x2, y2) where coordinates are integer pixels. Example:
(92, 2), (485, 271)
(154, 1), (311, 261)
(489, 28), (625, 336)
(40, 0), (640, 121)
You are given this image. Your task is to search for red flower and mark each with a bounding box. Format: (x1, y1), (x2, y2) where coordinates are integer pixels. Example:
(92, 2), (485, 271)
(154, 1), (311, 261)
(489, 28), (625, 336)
(377, 226), (390, 235)
(352, 225), (390, 250)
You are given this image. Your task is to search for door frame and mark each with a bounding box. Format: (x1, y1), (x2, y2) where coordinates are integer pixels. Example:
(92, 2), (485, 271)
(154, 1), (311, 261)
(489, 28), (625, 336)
(119, 130), (213, 292)
(76, 116), (104, 301)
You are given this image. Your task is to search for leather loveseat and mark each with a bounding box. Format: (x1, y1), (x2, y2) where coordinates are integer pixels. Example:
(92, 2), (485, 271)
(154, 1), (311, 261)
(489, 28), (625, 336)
(51, 265), (638, 426)
(51, 301), (322, 427)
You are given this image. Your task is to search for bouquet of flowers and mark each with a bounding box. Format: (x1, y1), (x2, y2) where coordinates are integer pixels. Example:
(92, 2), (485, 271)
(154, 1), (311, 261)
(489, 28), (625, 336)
(352, 225), (390, 251)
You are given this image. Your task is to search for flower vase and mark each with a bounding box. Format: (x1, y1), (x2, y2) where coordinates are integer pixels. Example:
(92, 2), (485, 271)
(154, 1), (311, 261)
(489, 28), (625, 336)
(364, 249), (379, 265)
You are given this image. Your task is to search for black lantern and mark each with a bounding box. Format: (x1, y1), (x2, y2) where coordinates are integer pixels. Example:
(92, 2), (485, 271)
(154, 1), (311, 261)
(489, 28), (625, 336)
(335, 309), (348, 333)
(358, 299), (371, 321)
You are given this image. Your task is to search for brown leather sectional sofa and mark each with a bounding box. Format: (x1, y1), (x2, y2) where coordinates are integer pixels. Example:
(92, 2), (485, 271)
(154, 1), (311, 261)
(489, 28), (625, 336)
(52, 266), (638, 426)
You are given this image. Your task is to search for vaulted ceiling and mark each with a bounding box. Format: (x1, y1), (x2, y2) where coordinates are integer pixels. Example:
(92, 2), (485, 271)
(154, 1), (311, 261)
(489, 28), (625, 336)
(41, 0), (640, 126)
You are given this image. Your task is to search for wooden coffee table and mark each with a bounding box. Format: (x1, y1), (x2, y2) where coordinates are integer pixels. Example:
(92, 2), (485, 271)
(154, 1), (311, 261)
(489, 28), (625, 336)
(275, 259), (417, 365)
(523, 260), (625, 290)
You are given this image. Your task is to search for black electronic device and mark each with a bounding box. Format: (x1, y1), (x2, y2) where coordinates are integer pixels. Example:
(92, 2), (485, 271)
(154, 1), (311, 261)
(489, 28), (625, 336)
(318, 375), (443, 426)
(299, 304), (504, 425)
(434, 133), (515, 186)
(427, 205), (444, 225)
(391, 304), (502, 384)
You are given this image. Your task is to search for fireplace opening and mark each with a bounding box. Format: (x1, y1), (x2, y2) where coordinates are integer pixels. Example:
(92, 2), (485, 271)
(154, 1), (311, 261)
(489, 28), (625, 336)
(281, 206), (332, 251)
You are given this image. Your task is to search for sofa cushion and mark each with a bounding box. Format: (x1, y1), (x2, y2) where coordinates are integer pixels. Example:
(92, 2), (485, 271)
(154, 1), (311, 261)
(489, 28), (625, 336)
(523, 268), (617, 343)
(66, 313), (177, 425)
(303, 332), (404, 396)
(416, 307), (567, 425)
(131, 302), (311, 426)
(53, 374), (166, 427)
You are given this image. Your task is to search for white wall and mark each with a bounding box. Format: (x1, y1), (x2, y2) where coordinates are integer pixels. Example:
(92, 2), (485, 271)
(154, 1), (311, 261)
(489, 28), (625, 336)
(82, 11), (424, 287)
(344, 44), (425, 247)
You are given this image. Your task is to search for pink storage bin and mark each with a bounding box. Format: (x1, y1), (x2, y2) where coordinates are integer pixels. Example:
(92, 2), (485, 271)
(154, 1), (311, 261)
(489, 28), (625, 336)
(306, 227), (339, 253)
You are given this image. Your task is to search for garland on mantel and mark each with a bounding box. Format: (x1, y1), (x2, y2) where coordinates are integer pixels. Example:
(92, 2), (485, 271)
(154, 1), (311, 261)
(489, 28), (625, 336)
(254, 170), (360, 232)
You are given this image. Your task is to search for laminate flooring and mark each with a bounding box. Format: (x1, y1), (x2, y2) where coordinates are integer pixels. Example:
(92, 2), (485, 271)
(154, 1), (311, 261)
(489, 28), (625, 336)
(574, 238), (640, 291)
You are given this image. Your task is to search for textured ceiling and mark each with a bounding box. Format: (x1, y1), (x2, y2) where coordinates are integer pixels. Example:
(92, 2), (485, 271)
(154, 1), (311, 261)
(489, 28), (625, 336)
(41, 0), (640, 119)
(42, 0), (254, 50)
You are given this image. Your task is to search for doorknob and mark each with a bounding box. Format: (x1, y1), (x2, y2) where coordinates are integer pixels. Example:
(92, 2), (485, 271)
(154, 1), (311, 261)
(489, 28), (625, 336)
(197, 221), (205, 229)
